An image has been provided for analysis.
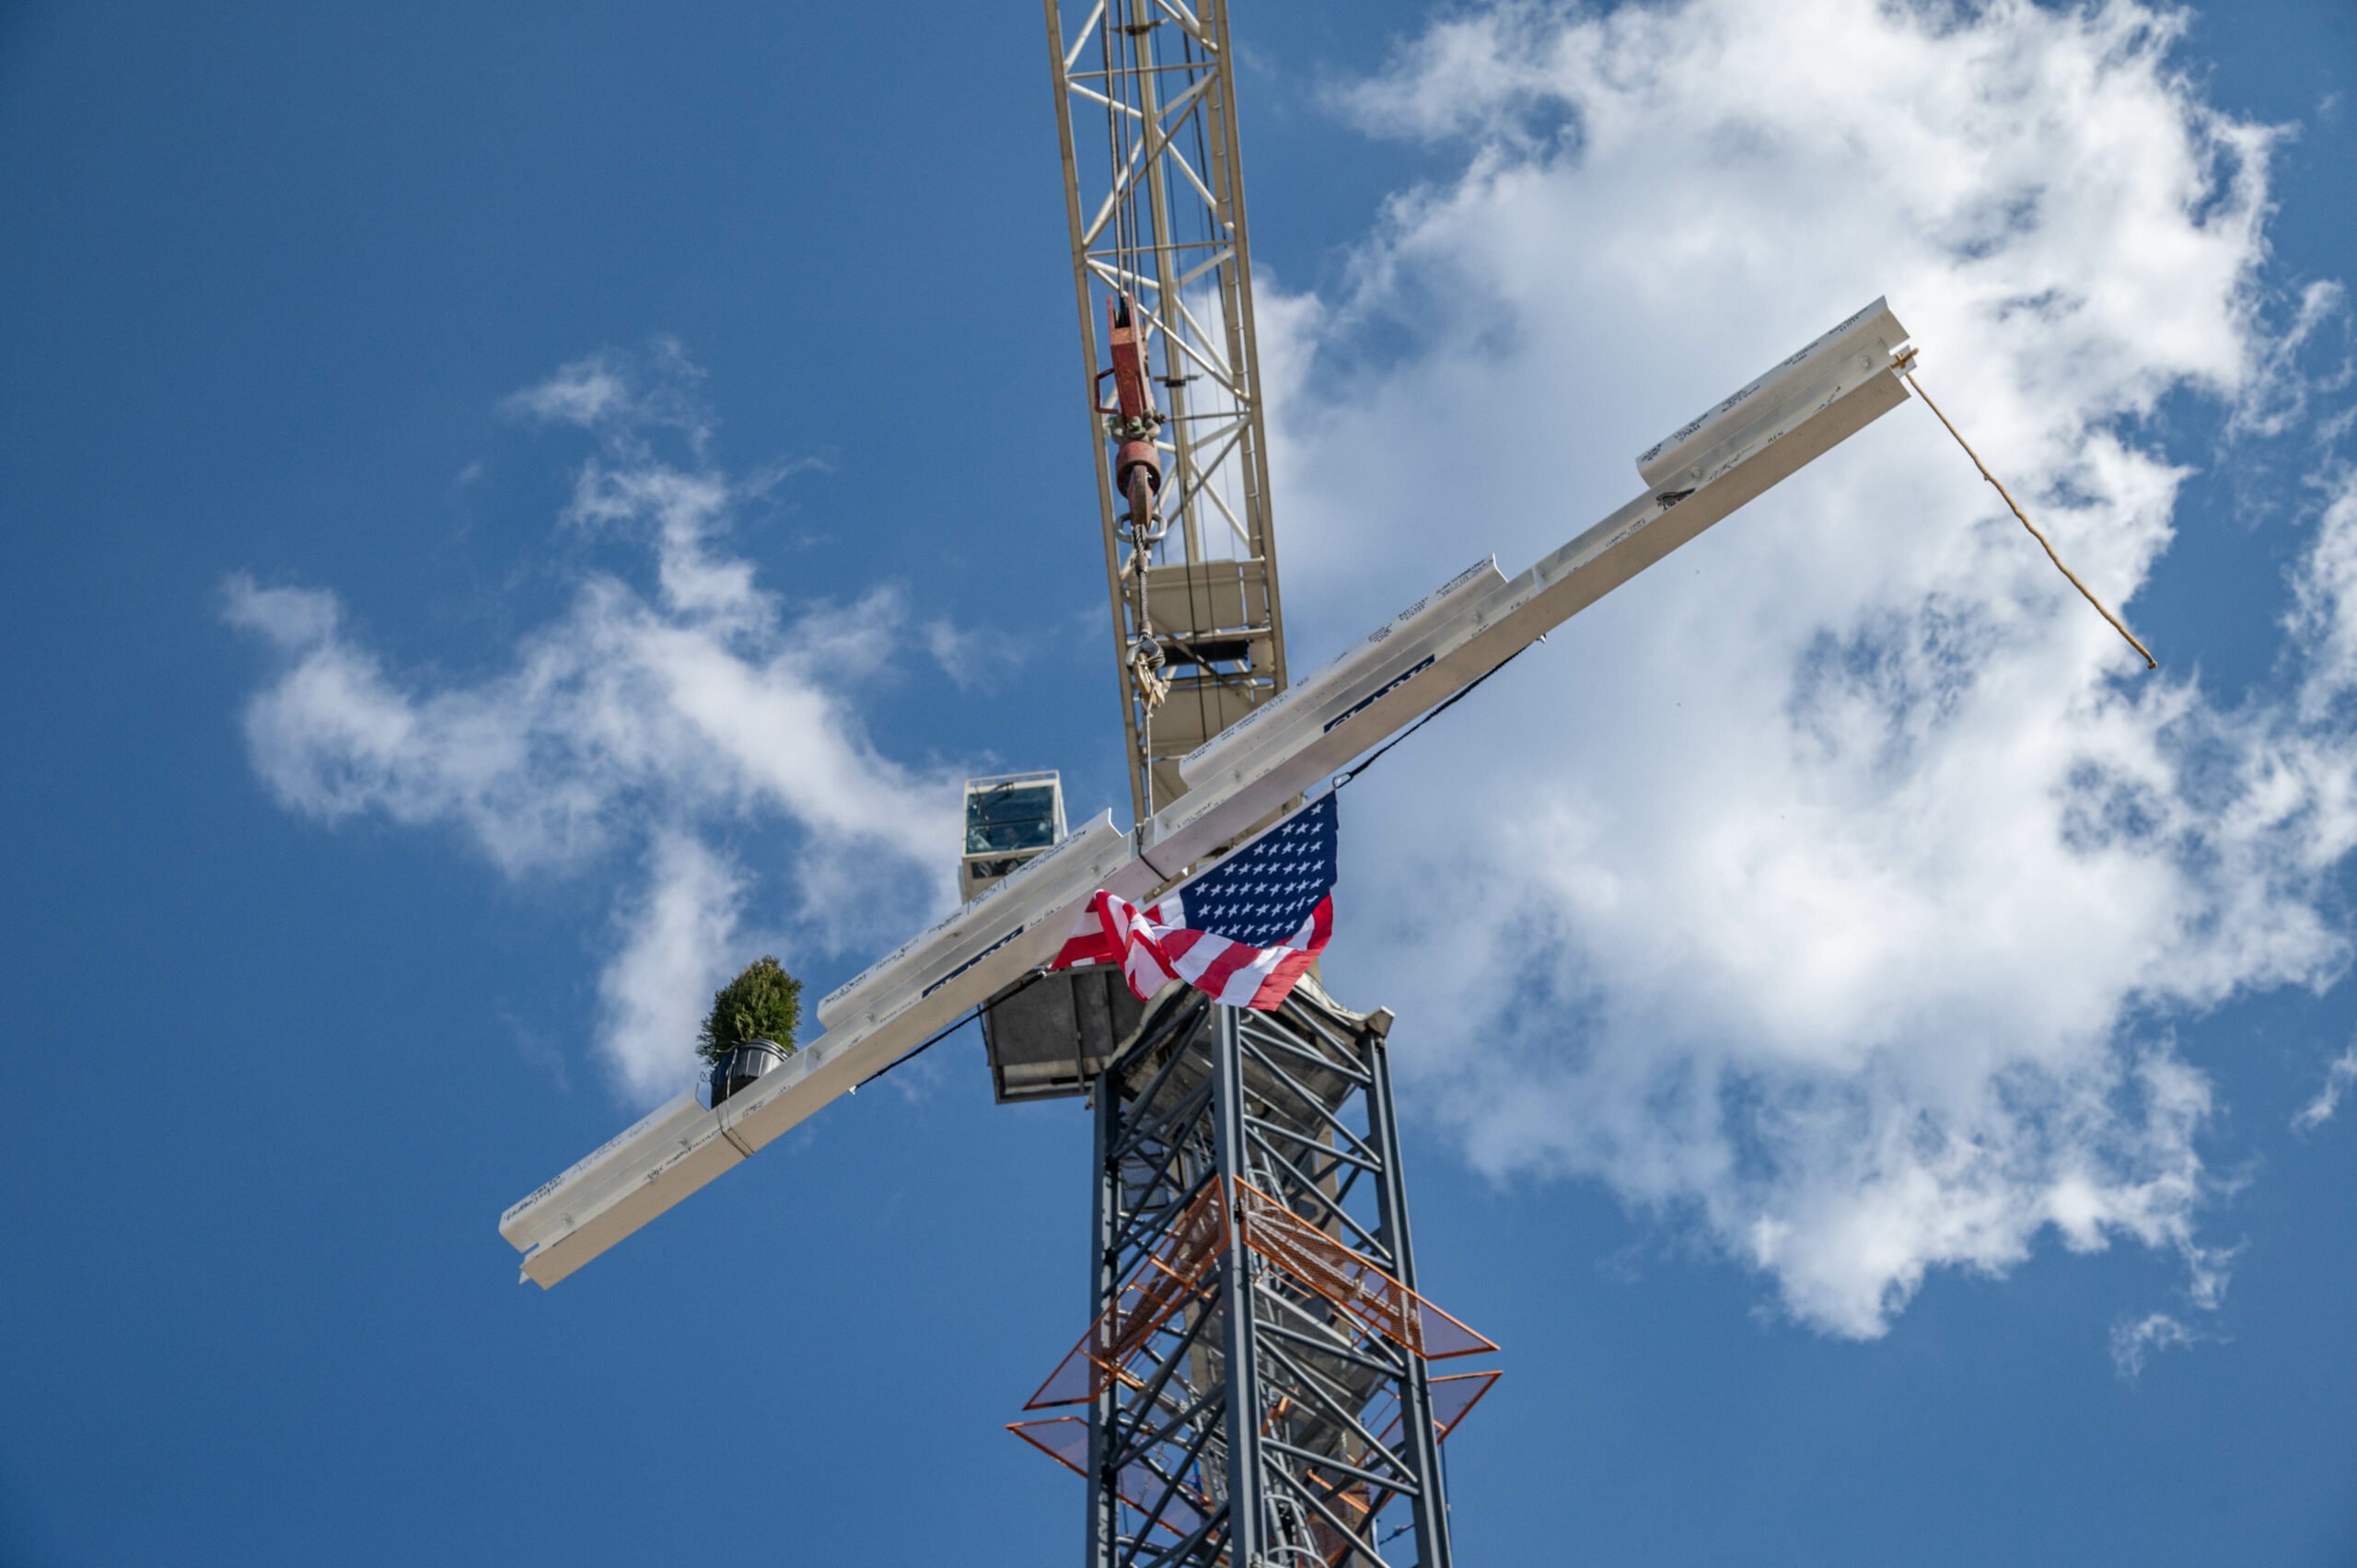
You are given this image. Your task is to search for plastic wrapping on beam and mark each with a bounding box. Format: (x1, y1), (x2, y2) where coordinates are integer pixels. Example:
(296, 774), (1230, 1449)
(1137, 302), (1912, 881)
(1176, 554), (1507, 791)
(498, 297), (1914, 1286)
(815, 812), (1131, 1035)
(1636, 296), (1908, 491)
(500, 817), (1141, 1285)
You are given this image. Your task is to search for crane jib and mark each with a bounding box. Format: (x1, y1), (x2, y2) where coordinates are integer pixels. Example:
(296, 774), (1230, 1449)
(498, 298), (1917, 1287)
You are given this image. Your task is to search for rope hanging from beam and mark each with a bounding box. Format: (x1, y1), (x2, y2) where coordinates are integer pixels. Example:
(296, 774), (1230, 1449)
(1901, 354), (2157, 670)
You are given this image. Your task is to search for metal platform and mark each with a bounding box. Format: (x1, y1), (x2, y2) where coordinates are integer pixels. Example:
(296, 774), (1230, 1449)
(982, 966), (1148, 1103)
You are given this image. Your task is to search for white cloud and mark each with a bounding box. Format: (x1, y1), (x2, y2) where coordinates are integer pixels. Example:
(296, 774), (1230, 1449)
(2228, 279), (2351, 443)
(502, 354), (633, 428)
(501, 336), (711, 442)
(2291, 1043), (2357, 1134)
(1275, 0), (2357, 1337)
(2291, 480), (2357, 718)
(226, 347), (960, 1101)
(2109, 1310), (2203, 1380)
(598, 833), (749, 1104)
(922, 618), (1027, 693)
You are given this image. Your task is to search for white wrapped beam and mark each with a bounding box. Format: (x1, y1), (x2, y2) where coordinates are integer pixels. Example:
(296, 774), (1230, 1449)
(1178, 556), (1509, 792)
(1637, 296), (1908, 491)
(500, 298), (1915, 1286)
(816, 813), (1130, 1034)
(500, 816), (1138, 1285)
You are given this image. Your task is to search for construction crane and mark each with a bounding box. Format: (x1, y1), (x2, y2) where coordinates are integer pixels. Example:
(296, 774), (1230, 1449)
(1047, 0), (1286, 824)
(1007, 11), (1474, 1564)
(497, 6), (1920, 1565)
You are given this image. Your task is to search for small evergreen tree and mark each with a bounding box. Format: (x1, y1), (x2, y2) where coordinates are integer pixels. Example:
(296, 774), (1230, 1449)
(698, 956), (802, 1065)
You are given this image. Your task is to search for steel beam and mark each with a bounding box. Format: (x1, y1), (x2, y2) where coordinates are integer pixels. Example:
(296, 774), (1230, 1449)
(1365, 1024), (1449, 1567)
(499, 298), (1914, 1287)
(1209, 1004), (1271, 1563)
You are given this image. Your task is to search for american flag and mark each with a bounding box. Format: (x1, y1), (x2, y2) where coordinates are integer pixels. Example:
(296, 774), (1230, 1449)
(1051, 792), (1338, 1010)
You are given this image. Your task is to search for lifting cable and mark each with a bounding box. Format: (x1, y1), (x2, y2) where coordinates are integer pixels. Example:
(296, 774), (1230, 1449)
(1900, 353), (2156, 670)
(855, 1007), (981, 1092)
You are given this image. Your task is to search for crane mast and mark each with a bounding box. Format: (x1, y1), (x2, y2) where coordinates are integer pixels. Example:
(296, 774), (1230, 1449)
(1039, 10), (1478, 1568)
(1046, 0), (1288, 822)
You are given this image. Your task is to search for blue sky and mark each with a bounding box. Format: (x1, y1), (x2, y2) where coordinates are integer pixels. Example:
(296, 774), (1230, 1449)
(5, 2), (2355, 1564)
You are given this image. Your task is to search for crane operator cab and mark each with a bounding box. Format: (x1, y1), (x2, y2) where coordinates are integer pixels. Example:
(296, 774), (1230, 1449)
(958, 772), (1066, 903)
(958, 769), (1149, 1103)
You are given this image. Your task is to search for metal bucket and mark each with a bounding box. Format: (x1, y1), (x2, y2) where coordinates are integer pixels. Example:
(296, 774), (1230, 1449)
(708, 1038), (792, 1108)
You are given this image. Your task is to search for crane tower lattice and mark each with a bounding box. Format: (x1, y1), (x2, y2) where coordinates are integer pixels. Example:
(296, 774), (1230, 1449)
(1027, 7), (1486, 1564)
(1047, 0), (1287, 821)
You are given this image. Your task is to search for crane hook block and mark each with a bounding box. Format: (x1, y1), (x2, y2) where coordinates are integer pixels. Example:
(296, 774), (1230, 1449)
(1101, 295), (1163, 524)
(1105, 295), (1157, 424)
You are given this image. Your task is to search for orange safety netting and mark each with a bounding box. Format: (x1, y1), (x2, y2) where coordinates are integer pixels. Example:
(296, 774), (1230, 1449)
(1231, 1180), (1496, 1360)
(1012, 1374), (1502, 1566)
(1007, 1417), (1211, 1538)
(1426, 1369), (1502, 1441)
(1025, 1184), (1230, 1411)
(1025, 1178), (1496, 1416)
(1009, 1375), (1500, 1554)
(1292, 1375), (1503, 1565)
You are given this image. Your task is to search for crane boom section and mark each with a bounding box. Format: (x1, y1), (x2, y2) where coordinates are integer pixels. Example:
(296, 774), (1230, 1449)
(1046, 0), (1285, 820)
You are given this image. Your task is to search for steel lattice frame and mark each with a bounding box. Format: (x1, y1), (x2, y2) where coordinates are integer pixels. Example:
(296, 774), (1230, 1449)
(1045, 0), (1289, 821)
(1062, 988), (1468, 1568)
(1037, 8), (1484, 1563)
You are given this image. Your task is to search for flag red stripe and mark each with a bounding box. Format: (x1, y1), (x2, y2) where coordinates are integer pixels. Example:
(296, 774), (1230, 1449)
(1244, 897), (1331, 1007)
(1043, 815), (1334, 1013)
(1191, 936), (1263, 1003)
